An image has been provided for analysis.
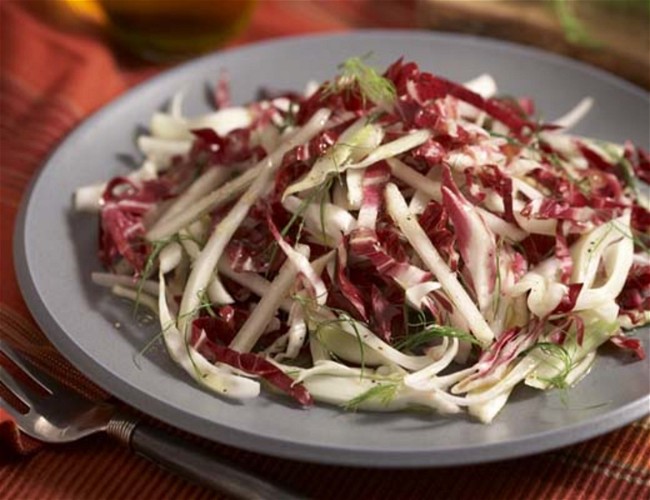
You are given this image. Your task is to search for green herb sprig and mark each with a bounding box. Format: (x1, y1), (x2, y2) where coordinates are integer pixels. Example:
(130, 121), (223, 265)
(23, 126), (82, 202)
(343, 382), (400, 411)
(324, 55), (396, 107)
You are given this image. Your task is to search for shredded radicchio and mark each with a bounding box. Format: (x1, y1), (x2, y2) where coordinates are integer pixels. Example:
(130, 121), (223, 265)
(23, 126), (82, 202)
(192, 322), (312, 406)
(87, 56), (649, 419)
(99, 177), (172, 272)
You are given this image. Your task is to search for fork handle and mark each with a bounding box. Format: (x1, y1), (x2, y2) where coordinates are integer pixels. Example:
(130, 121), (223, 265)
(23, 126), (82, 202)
(110, 419), (303, 500)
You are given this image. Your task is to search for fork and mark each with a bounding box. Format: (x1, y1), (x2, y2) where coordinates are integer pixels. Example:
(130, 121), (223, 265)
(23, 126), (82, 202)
(0, 340), (302, 500)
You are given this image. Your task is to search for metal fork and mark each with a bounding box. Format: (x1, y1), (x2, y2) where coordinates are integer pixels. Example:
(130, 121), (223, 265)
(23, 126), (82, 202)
(0, 340), (302, 500)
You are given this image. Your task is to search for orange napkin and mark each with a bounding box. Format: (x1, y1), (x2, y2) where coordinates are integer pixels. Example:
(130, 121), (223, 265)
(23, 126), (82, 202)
(0, 1), (130, 456)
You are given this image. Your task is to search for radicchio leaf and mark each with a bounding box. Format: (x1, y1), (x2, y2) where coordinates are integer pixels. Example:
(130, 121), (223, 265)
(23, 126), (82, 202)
(624, 142), (650, 184)
(576, 141), (616, 172)
(99, 177), (172, 272)
(295, 83), (367, 125)
(414, 72), (533, 135)
(226, 201), (291, 273)
(477, 165), (516, 223)
(441, 167), (497, 312)
(411, 138), (446, 167)
(192, 306), (250, 346)
(350, 227), (432, 290)
(418, 200), (458, 270)
(192, 326), (313, 405)
(473, 319), (545, 379)
(616, 264), (650, 312)
(369, 284), (400, 343)
(555, 220), (573, 284)
(191, 128), (265, 165)
(357, 162), (391, 228)
(551, 283), (583, 315)
(609, 335), (646, 360)
(336, 240), (368, 321)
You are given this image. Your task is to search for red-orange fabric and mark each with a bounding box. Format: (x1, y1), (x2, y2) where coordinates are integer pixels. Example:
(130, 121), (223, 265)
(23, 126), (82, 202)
(1, 1), (648, 498)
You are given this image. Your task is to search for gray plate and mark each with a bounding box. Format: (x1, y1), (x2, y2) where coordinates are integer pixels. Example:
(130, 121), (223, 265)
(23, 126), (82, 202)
(14, 31), (650, 467)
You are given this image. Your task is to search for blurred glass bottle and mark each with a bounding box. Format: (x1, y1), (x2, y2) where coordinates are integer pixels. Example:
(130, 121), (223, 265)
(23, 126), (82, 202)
(64, 0), (257, 60)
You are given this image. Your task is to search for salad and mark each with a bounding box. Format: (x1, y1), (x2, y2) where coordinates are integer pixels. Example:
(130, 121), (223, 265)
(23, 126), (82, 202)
(75, 58), (649, 423)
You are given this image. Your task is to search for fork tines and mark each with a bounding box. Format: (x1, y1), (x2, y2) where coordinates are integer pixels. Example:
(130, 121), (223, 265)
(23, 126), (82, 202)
(0, 339), (52, 413)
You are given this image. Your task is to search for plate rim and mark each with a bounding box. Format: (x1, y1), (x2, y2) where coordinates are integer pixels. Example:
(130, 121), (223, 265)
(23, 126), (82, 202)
(13, 29), (650, 468)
